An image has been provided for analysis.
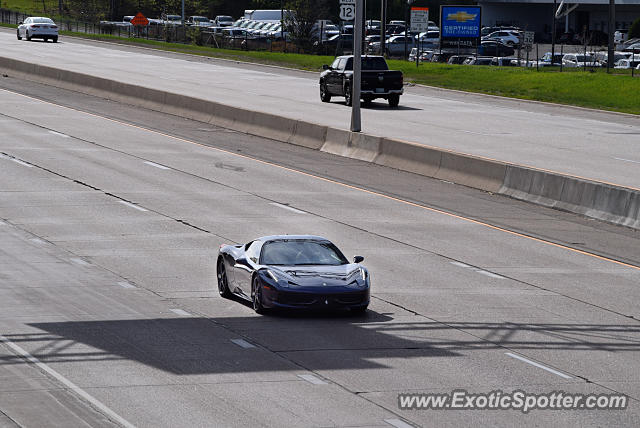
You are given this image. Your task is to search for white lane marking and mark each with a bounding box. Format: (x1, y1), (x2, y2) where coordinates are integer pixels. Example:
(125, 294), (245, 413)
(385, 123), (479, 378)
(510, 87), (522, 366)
(118, 281), (136, 289)
(70, 257), (89, 266)
(118, 201), (148, 212)
(0, 154), (33, 168)
(505, 352), (572, 379)
(269, 203), (306, 214)
(48, 130), (70, 138)
(143, 161), (171, 170)
(385, 419), (415, 428)
(475, 270), (505, 279)
(230, 338), (255, 349)
(297, 374), (327, 385)
(613, 157), (640, 164)
(170, 308), (191, 316)
(0, 333), (136, 428)
(450, 261), (471, 268)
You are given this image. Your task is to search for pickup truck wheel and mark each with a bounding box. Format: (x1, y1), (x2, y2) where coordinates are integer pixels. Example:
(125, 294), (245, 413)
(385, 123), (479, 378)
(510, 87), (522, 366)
(320, 82), (331, 102)
(388, 95), (400, 108)
(344, 84), (353, 106)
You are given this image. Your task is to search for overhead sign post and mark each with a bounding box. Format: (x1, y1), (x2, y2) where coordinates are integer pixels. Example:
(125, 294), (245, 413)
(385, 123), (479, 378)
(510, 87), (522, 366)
(411, 7), (429, 67)
(342, 0), (362, 133)
(130, 12), (149, 38)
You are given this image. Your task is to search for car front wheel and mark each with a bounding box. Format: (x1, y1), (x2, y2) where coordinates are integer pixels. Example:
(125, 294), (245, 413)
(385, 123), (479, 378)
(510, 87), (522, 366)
(252, 277), (267, 314)
(320, 81), (331, 103)
(217, 259), (232, 298)
(344, 83), (353, 106)
(17, 30), (22, 40)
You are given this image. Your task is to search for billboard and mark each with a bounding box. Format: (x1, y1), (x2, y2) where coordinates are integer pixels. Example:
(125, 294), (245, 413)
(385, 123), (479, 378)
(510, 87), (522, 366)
(440, 6), (481, 39)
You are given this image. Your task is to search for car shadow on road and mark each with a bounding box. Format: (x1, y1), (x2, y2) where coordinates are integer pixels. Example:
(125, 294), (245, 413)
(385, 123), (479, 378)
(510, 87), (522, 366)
(2, 317), (636, 376)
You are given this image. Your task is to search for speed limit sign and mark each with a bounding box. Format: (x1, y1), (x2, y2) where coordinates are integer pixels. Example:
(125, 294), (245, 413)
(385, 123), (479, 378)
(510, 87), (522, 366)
(339, 4), (355, 21)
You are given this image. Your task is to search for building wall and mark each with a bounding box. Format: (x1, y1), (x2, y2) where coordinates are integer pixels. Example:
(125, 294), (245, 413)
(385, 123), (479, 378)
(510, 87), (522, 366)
(480, 2), (639, 38)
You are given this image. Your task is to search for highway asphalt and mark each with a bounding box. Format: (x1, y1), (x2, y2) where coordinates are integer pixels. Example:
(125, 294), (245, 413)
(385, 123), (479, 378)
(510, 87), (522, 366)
(0, 30), (639, 192)
(0, 74), (639, 427)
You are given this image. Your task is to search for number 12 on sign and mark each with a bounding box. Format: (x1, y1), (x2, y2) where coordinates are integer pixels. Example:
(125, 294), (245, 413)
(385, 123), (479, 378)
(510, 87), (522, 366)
(340, 4), (355, 21)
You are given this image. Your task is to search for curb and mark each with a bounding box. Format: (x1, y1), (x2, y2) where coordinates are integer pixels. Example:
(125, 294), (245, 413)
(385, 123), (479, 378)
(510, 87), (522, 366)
(1, 56), (638, 230)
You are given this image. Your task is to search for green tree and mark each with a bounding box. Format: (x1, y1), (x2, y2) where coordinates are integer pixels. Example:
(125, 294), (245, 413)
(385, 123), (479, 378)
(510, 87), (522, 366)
(283, 0), (329, 51)
(630, 17), (640, 39)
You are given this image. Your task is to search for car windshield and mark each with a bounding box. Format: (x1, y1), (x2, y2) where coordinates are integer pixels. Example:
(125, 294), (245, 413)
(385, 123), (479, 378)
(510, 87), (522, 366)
(33, 18), (54, 24)
(260, 240), (348, 266)
(219, 16), (232, 22)
(575, 55), (594, 62)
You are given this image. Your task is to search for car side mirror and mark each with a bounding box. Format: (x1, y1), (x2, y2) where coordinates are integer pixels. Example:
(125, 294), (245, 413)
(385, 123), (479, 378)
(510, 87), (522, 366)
(18, 22), (23, 25)
(234, 257), (249, 267)
(322, 64), (330, 70)
(353, 256), (364, 263)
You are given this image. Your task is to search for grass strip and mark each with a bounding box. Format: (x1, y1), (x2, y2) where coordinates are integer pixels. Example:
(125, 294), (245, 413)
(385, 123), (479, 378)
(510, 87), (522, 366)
(2, 24), (639, 115)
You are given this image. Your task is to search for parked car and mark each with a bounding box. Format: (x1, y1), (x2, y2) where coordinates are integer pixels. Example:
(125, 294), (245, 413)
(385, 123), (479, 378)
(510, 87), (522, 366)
(384, 35), (416, 57)
(490, 57), (518, 66)
(215, 15), (234, 27)
(408, 48), (434, 62)
(448, 55), (472, 65)
(562, 53), (601, 68)
(187, 16), (212, 27)
(614, 56), (640, 69)
(463, 56), (493, 65)
(163, 14), (182, 25)
(415, 30), (440, 47)
(324, 33), (354, 52)
(482, 30), (520, 46)
(593, 51), (632, 67)
(481, 26), (519, 37)
(320, 55), (404, 107)
(477, 40), (515, 57)
(623, 42), (640, 52)
(536, 52), (564, 66)
(17, 16), (58, 42)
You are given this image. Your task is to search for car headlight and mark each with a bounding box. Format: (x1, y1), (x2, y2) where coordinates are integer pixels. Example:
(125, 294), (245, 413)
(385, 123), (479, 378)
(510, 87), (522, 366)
(265, 269), (293, 288)
(360, 267), (367, 282)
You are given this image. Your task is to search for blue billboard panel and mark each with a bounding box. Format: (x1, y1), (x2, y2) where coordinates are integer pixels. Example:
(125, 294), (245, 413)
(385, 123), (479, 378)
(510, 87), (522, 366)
(441, 6), (481, 38)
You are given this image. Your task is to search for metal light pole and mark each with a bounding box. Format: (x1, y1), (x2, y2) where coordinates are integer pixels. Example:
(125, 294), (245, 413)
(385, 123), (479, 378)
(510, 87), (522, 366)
(607, 0), (615, 72)
(351, 0), (363, 133)
(181, 0), (185, 34)
(380, 0), (387, 56)
(551, 0), (557, 65)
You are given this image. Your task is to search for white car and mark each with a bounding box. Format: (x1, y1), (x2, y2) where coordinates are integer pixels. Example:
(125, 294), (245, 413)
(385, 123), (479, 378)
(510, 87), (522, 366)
(482, 30), (520, 46)
(562, 53), (601, 68)
(17, 16), (58, 42)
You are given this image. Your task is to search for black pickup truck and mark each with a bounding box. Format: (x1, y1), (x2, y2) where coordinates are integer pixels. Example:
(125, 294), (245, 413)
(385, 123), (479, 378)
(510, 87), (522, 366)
(319, 55), (404, 107)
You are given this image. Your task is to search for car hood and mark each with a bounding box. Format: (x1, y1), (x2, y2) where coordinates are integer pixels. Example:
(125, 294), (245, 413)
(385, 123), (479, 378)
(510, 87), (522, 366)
(268, 264), (362, 287)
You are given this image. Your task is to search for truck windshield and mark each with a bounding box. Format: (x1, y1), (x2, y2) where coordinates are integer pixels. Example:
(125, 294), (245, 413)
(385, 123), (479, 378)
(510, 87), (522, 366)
(344, 57), (389, 71)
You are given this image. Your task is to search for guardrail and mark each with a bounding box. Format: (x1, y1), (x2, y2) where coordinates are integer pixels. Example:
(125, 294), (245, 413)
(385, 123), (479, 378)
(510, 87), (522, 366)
(1, 55), (638, 229)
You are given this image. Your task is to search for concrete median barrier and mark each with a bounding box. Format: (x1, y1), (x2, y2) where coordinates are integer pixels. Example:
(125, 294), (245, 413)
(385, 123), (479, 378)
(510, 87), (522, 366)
(1, 56), (638, 230)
